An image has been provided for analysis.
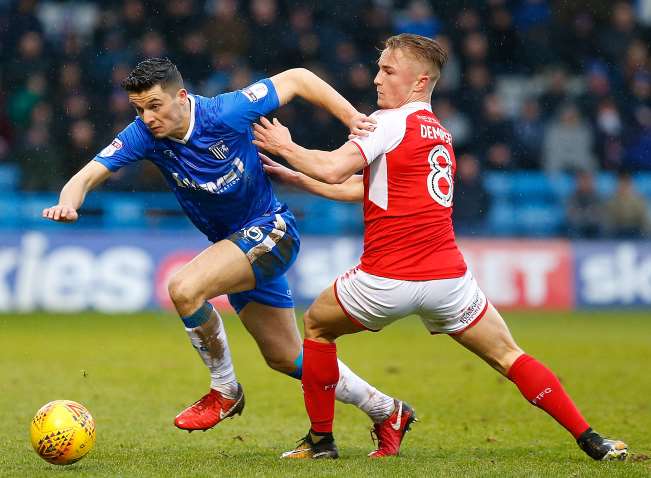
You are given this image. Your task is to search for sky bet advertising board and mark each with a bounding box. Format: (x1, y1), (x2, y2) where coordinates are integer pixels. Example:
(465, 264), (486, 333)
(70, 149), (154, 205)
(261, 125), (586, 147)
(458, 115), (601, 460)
(0, 231), (650, 312)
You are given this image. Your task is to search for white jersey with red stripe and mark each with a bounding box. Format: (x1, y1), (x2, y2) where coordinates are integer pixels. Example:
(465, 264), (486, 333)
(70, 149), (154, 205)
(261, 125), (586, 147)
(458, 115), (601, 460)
(350, 101), (467, 280)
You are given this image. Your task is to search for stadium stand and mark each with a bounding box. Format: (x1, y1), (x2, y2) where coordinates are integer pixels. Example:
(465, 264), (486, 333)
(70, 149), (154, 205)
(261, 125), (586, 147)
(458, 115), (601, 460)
(1, 0), (650, 238)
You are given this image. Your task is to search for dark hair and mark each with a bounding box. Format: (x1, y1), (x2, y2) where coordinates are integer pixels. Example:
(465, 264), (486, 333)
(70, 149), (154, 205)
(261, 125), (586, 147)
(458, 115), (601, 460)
(121, 57), (184, 93)
(384, 34), (448, 82)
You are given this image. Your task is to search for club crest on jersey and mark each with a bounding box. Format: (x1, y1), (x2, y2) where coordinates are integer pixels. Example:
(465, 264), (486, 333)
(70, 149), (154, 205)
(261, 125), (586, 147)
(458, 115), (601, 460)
(242, 82), (268, 102)
(209, 140), (229, 160)
(98, 138), (123, 157)
(163, 149), (177, 160)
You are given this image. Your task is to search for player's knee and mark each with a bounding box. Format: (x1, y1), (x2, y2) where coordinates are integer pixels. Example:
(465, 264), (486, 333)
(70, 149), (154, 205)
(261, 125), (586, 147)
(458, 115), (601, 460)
(264, 355), (296, 375)
(168, 273), (201, 311)
(302, 310), (321, 339)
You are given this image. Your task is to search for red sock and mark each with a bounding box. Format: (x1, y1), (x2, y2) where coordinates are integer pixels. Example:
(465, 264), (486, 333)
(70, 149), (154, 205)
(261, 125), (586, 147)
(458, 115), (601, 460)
(302, 339), (339, 434)
(507, 354), (590, 439)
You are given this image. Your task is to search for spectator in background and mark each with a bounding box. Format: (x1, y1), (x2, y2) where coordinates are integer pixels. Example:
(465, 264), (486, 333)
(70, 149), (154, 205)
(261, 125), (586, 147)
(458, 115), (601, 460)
(624, 105), (651, 170)
(539, 67), (571, 119)
(247, 0), (285, 74)
(434, 97), (471, 150)
(594, 98), (625, 170)
(342, 63), (376, 111)
(622, 38), (649, 83)
(543, 104), (597, 173)
(8, 72), (46, 130)
(603, 170), (651, 238)
(139, 31), (168, 60)
(394, 0), (440, 38)
(281, 5), (320, 66)
(557, 12), (599, 72)
(176, 31), (211, 83)
(476, 93), (515, 168)
(453, 153), (490, 236)
(513, 97), (545, 169)
(432, 35), (461, 94)
(625, 71), (651, 124)
(461, 31), (490, 68)
(458, 64), (492, 116)
(203, 0), (250, 58)
(63, 119), (96, 178)
(202, 53), (238, 97)
(2, 0), (43, 61)
(578, 61), (613, 121)
(5, 30), (48, 90)
(566, 170), (603, 238)
(486, 5), (521, 74)
(598, 1), (642, 67)
(450, 7), (481, 46)
(121, 0), (147, 43)
(514, 0), (554, 70)
(17, 126), (64, 191)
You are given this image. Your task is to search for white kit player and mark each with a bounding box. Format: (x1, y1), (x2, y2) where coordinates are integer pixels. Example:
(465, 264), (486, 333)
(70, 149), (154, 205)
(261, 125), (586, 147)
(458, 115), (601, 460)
(253, 33), (628, 461)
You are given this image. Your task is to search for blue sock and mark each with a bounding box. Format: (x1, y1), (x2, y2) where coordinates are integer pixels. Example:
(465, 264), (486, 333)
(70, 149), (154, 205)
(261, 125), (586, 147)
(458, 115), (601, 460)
(181, 302), (213, 328)
(286, 349), (303, 379)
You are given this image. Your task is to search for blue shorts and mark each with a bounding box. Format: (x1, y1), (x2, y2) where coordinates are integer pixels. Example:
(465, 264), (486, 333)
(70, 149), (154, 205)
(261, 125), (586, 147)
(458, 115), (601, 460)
(227, 207), (300, 313)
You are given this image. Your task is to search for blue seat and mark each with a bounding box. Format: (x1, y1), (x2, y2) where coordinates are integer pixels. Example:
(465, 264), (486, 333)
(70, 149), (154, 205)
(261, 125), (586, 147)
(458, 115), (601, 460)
(0, 164), (20, 191)
(515, 204), (564, 236)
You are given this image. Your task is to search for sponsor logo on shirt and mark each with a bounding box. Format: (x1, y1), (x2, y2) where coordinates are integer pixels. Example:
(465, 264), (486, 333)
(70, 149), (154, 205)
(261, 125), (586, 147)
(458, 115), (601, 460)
(171, 158), (245, 194)
(209, 140), (230, 160)
(242, 82), (269, 102)
(98, 138), (123, 157)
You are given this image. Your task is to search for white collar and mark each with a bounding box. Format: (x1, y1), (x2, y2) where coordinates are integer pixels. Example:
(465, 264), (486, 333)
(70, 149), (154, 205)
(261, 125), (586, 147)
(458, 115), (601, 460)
(168, 94), (196, 144)
(403, 101), (432, 111)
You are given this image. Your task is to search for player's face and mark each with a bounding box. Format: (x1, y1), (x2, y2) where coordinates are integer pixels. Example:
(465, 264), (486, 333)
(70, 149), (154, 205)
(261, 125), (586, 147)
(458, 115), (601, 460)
(128, 85), (188, 139)
(374, 48), (428, 109)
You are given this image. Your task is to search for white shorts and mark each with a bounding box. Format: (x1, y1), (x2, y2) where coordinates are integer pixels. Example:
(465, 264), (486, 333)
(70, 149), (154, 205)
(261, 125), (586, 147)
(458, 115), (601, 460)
(334, 268), (488, 335)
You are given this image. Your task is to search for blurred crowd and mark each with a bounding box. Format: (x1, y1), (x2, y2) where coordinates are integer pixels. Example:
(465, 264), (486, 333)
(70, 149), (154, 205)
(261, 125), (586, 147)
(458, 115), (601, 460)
(1, 0), (651, 236)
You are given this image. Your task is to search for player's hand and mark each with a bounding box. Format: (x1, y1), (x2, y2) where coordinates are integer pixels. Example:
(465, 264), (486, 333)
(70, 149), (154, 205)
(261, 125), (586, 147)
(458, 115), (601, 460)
(348, 111), (376, 137)
(259, 153), (301, 185)
(252, 117), (292, 155)
(42, 205), (79, 223)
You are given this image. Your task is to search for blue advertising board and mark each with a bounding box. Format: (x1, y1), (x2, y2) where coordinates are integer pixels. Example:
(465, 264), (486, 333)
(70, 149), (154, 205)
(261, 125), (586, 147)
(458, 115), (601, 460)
(1, 232), (650, 312)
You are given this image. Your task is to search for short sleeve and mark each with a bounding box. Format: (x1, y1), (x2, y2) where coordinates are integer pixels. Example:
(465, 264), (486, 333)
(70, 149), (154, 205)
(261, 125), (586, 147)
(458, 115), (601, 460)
(93, 121), (148, 171)
(348, 110), (405, 165)
(216, 78), (280, 132)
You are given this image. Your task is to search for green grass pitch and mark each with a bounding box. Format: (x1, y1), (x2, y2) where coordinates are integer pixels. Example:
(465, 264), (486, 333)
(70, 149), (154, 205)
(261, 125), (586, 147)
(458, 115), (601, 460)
(1, 310), (650, 477)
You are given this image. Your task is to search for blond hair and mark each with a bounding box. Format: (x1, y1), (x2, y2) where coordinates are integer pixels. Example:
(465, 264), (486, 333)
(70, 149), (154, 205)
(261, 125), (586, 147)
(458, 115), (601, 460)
(384, 33), (448, 83)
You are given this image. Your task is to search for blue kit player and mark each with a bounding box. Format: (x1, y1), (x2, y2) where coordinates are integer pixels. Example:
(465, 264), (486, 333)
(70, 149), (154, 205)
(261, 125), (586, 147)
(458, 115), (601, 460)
(43, 58), (414, 457)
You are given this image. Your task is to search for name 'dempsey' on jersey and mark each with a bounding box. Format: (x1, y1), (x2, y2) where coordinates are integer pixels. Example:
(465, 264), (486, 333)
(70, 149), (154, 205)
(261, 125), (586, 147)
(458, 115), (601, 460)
(171, 158), (245, 194)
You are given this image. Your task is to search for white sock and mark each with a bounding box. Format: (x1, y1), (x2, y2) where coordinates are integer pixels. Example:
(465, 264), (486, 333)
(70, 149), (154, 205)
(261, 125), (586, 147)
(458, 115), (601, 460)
(185, 307), (238, 399)
(335, 360), (395, 423)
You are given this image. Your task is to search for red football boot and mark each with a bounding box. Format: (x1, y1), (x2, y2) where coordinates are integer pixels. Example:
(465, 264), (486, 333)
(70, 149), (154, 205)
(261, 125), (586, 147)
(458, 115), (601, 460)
(174, 383), (245, 431)
(368, 400), (417, 457)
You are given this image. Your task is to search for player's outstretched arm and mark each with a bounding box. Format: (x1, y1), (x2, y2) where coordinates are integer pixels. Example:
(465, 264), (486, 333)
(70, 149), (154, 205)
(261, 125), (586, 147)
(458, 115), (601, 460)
(253, 117), (365, 185)
(270, 68), (375, 137)
(260, 153), (363, 202)
(42, 161), (112, 222)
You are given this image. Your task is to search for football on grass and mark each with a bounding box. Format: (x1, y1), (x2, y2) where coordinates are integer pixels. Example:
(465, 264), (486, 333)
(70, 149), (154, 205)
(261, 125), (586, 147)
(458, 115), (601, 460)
(30, 400), (95, 465)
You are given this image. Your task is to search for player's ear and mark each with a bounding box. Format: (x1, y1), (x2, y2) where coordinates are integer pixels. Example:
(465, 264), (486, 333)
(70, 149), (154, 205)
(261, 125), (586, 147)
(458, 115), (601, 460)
(414, 74), (430, 93)
(175, 88), (188, 102)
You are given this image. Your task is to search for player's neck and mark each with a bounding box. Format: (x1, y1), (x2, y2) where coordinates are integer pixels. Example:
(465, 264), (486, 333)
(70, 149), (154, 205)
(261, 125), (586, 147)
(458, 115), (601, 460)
(396, 93), (431, 108)
(168, 97), (192, 141)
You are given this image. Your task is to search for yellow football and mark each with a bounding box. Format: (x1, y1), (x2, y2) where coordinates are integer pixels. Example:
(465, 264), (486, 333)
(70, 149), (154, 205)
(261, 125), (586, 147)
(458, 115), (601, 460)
(30, 400), (96, 465)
